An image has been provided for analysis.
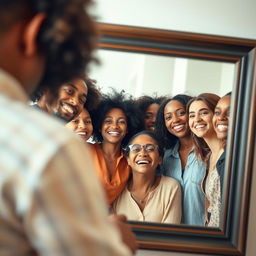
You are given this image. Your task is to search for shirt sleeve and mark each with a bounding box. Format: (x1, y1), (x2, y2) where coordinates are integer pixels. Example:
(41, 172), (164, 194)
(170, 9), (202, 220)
(24, 138), (132, 256)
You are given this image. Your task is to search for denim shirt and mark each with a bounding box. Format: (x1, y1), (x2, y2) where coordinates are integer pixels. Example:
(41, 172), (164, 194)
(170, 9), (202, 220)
(161, 141), (205, 226)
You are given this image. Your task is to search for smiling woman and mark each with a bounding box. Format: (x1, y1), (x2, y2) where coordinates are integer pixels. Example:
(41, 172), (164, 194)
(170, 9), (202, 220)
(135, 95), (167, 131)
(88, 90), (143, 205)
(212, 93), (231, 141)
(65, 107), (93, 141)
(112, 130), (182, 223)
(188, 93), (224, 227)
(155, 94), (206, 226)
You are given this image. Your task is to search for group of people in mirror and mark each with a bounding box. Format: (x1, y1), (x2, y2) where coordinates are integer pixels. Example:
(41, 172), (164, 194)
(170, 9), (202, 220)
(32, 75), (231, 228)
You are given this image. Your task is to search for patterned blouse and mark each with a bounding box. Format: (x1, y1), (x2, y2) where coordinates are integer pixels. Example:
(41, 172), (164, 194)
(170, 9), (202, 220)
(205, 167), (221, 227)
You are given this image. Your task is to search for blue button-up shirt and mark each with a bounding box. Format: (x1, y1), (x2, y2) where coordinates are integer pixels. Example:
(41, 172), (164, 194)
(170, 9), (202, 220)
(161, 141), (205, 226)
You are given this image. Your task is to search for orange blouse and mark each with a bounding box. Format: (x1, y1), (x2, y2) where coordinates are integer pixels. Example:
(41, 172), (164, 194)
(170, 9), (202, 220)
(89, 143), (130, 205)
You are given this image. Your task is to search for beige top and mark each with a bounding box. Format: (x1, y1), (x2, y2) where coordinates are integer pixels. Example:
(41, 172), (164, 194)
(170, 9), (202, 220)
(112, 176), (182, 224)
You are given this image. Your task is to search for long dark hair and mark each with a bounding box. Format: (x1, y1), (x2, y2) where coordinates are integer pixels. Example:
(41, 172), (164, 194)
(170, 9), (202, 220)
(155, 94), (192, 149)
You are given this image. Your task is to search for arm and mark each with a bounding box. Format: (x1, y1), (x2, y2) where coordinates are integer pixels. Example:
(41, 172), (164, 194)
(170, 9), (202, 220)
(108, 214), (138, 254)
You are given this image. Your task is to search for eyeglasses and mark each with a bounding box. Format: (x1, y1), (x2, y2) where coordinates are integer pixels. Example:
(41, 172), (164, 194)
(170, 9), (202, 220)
(127, 144), (159, 153)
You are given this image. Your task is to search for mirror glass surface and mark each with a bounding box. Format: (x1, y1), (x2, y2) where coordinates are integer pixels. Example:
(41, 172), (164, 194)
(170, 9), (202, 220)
(89, 49), (235, 97)
(88, 47), (236, 226)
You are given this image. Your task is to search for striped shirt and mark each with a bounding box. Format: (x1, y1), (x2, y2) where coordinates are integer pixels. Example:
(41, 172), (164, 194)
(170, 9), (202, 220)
(0, 70), (131, 256)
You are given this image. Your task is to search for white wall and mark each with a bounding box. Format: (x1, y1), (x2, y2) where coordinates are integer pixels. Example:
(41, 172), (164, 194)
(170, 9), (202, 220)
(92, 1), (256, 255)
(92, 0), (256, 39)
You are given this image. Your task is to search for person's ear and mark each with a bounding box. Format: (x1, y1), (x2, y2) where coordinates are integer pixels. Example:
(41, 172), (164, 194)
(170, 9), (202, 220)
(23, 13), (45, 56)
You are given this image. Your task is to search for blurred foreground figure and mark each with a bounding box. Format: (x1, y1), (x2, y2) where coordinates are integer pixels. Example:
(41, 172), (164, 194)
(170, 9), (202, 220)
(0, 0), (136, 255)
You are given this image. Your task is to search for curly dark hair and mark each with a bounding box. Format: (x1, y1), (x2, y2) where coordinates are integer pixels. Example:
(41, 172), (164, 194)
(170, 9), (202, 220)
(84, 78), (101, 112)
(155, 94), (192, 149)
(187, 93), (220, 162)
(124, 130), (164, 158)
(0, 0), (98, 100)
(92, 89), (144, 147)
(136, 94), (167, 117)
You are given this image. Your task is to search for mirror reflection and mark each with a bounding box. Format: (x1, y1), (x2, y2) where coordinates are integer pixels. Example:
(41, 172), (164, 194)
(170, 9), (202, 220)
(89, 49), (235, 96)
(33, 47), (235, 228)
(85, 49), (234, 227)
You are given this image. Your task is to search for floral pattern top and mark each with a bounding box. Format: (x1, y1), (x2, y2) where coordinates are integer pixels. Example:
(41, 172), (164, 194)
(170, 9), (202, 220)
(205, 167), (221, 227)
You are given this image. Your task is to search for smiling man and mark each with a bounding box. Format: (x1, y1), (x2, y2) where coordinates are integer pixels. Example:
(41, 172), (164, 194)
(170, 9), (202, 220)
(35, 77), (88, 121)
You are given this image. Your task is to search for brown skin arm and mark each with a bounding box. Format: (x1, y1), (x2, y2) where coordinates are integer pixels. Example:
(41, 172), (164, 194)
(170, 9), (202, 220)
(108, 214), (138, 255)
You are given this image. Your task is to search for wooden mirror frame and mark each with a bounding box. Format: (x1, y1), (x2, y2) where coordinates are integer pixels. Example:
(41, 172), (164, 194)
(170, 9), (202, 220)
(97, 23), (256, 255)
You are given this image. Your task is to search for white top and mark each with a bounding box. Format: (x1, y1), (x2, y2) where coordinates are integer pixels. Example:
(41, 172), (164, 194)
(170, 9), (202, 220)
(112, 176), (182, 224)
(0, 69), (131, 256)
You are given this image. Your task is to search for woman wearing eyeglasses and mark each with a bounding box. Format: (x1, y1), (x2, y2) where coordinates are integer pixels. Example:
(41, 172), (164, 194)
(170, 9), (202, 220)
(112, 130), (182, 224)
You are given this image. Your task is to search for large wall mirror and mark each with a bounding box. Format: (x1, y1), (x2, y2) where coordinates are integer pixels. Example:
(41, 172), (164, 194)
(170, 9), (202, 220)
(91, 23), (256, 255)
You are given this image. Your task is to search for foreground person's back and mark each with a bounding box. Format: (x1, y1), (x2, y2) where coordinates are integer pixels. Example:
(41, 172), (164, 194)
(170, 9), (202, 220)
(0, 0), (135, 255)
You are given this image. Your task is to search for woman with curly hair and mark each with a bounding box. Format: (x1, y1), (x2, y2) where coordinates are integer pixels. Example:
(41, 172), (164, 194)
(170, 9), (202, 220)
(136, 95), (167, 131)
(89, 90), (144, 205)
(155, 94), (205, 226)
(188, 93), (223, 227)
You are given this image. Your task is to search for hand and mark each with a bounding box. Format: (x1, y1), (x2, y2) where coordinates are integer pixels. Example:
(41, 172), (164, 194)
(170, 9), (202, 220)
(108, 214), (138, 254)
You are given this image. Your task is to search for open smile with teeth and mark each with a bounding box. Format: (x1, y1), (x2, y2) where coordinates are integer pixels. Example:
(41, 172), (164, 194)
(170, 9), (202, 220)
(216, 124), (228, 132)
(195, 124), (206, 130)
(172, 124), (185, 132)
(108, 131), (121, 136)
(77, 131), (88, 136)
(136, 160), (150, 165)
(61, 102), (77, 115)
